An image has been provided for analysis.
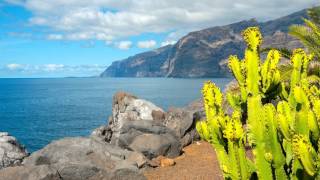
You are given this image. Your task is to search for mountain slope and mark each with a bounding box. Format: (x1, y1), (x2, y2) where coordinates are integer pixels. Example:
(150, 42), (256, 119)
(100, 9), (306, 78)
(101, 45), (173, 77)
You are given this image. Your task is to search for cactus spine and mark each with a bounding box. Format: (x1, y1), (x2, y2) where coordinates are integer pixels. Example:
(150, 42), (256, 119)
(197, 26), (320, 179)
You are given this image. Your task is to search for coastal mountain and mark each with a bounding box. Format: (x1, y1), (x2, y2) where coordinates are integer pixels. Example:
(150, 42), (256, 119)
(100, 10), (306, 78)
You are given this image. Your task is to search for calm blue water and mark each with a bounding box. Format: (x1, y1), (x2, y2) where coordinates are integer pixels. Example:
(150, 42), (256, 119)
(0, 78), (231, 152)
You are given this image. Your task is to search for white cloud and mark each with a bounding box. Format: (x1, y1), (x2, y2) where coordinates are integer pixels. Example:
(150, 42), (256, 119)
(47, 34), (63, 40)
(116, 41), (132, 50)
(5, 0), (319, 41)
(137, 40), (157, 48)
(42, 64), (64, 71)
(3, 63), (106, 76)
(6, 63), (24, 70)
(161, 40), (177, 46)
(66, 32), (91, 40)
(29, 17), (47, 25)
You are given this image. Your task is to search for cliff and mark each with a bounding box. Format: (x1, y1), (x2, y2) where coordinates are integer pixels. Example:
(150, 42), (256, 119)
(100, 9), (306, 78)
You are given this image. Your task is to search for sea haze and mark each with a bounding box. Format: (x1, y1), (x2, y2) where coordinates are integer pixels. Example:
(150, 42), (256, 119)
(0, 78), (231, 152)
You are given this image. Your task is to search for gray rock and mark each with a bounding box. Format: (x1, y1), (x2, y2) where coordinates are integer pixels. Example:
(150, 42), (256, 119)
(162, 100), (205, 147)
(126, 152), (148, 168)
(57, 164), (105, 180)
(109, 92), (165, 145)
(164, 107), (194, 139)
(114, 120), (181, 159)
(112, 92), (164, 122)
(0, 132), (28, 169)
(0, 165), (61, 180)
(108, 168), (147, 180)
(129, 133), (180, 159)
(0, 164), (147, 180)
(106, 92), (181, 159)
(18, 137), (146, 180)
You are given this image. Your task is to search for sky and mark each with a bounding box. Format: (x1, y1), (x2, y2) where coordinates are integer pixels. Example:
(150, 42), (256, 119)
(0, 0), (318, 78)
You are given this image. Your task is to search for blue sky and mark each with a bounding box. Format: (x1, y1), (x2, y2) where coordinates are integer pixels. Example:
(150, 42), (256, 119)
(0, 0), (318, 77)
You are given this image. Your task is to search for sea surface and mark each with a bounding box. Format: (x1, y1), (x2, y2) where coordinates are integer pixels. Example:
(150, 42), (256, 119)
(0, 78), (231, 152)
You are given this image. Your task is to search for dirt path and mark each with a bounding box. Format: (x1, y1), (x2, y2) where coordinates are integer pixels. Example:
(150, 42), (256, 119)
(143, 141), (223, 180)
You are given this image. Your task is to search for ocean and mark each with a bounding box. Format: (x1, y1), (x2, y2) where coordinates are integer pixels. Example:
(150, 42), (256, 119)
(0, 78), (231, 152)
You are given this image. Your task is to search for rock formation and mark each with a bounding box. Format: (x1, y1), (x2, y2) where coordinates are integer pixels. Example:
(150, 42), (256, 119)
(92, 92), (204, 159)
(0, 132), (28, 169)
(0, 137), (147, 180)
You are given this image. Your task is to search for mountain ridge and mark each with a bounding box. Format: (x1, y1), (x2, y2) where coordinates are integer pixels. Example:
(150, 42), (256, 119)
(100, 9), (306, 78)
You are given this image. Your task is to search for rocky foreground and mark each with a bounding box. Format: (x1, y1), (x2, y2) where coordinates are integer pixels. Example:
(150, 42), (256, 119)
(0, 92), (208, 180)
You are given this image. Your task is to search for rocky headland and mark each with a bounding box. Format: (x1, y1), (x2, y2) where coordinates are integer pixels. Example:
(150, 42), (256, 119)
(0, 92), (207, 180)
(100, 9), (305, 78)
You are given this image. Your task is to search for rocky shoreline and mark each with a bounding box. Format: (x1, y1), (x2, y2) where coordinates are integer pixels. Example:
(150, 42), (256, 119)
(0, 92), (205, 180)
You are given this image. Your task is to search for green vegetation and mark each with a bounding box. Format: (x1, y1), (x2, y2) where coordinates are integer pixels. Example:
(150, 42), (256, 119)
(290, 7), (320, 60)
(264, 7), (320, 84)
(197, 27), (320, 179)
(289, 6), (320, 82)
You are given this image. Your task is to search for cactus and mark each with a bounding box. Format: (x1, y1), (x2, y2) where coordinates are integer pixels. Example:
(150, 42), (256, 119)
(197, 82), (254, 179)
(227, 27), (282, 111)
(197, 26), (320, 179)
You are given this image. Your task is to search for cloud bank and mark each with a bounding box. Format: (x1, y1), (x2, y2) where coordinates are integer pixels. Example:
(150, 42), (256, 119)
(137, 40), (156, 49)
(5, 0), (318, 43)
(1, 63), (106, 77)
(116, 41), (132, 50)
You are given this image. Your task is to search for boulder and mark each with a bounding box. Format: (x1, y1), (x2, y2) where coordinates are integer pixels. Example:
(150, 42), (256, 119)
(109, 92), (165, 143)
(105, 92), (181, 159)
(164, 107), (194, 139)
(128, 133), (180, 159)
(0, 165), (61, 180)
(112, 120), (181, 159)
(0, 132), (28, 169)
(162, 100), (205, 147)
(112, 92), (164, 122)
(0, 137), (147, 180)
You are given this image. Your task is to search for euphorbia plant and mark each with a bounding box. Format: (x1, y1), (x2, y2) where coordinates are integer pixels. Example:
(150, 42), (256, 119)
(197, 27), (320, 179)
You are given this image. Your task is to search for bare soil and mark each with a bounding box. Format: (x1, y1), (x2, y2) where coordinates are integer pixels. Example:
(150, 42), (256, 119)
(143, 141), (223, 180)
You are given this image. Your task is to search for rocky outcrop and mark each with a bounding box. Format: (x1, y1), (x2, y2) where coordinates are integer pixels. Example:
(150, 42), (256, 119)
(0, 132), (28, 169)
(0, 137), (147, 180)
(98, 92), (181, 159)
(24, 137), (147, 179)
(109, 92), (165, 145)
(100, 9), (306, 78)
(93, 92), (205, 159)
